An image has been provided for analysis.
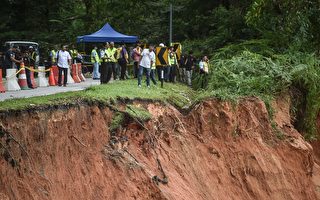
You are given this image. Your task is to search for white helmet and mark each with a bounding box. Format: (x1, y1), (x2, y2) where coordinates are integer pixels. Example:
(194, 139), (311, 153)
(159, 43), (165, 47)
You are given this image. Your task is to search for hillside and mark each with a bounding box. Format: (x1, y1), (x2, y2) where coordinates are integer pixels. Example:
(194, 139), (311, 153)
(0, 83), (320, 199)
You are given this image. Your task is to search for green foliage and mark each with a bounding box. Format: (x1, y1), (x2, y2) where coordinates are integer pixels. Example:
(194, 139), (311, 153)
(193, 50), (320, 140)
(0, 0), (258, 56)
(245, 0), (320, 50)
(126, 105), (152, 122)
(213, 39), (275, 59)
(196, 51), (291, 97)
(182, 5), (255, 58)
(278, 52), (320, 141)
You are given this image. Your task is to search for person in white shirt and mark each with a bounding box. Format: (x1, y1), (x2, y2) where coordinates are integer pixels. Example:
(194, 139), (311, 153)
(199, 55), (210, 88)
(138, 45), (155, 88)
(199, 55), (209, 74)
(56, 45), (71, 86)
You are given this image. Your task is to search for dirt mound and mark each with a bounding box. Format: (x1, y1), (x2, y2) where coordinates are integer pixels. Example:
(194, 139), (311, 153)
(0, 98), (317, 200)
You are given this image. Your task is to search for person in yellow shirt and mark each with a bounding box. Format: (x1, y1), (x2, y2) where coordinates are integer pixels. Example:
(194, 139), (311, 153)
(167, 46), (179, 83)
(49, 45), (57, 66)
(91, 46), (100, 80)
(69, 45), (79, 64)
(105, 42), (117, 83)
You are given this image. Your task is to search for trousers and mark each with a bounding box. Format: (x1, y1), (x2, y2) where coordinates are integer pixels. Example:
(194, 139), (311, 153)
(58, 66), (68, 85)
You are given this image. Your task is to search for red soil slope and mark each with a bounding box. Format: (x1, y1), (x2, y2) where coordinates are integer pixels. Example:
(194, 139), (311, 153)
(0, 98), (317, 200)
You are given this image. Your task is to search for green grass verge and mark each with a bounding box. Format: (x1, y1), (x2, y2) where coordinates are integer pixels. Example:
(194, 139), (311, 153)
(0, 80), (196, 111)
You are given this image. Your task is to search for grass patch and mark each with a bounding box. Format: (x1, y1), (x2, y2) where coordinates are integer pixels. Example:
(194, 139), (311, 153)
(0, 80), (197, 112)
(110, 112), (125, 133)
(126, 105), (152, 122)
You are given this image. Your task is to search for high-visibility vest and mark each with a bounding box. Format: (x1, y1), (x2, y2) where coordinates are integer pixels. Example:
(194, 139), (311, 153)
(30, 51), (37, 65)
(151, 60), (156, 69)
(102, 49), (109, 62)
(70, 49), (78, 59)
(91, 49), (99, 63)
(168, 51), (177, 66)
(50, 50), (56, 63)
(107, 48), (117, 63)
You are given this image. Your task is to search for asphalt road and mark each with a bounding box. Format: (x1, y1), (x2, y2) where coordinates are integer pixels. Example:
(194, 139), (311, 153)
(0, 78), (100, 102)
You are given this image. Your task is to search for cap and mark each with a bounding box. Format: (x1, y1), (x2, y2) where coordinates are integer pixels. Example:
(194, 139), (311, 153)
(159, 43), (165, 47)
(29, 46), (34, 49)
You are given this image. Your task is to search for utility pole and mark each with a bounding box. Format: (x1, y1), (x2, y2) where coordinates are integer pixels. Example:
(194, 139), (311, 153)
(169, 3), (173, 45)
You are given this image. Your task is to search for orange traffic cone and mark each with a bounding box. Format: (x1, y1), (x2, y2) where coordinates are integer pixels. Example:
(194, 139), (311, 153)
(77, 63), (86, 81)
(30, 67), (38, 88)
(49, 68), (56, 86)
(0, 68), (5, 93)
(18, 62), (29, 90)
(52, 65), (59, 83)
(72, 64), (81, 83)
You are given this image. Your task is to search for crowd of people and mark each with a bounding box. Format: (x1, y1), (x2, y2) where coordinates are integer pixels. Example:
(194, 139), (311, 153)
(78, 42), (209, 88)
(4, 42), (210, 89)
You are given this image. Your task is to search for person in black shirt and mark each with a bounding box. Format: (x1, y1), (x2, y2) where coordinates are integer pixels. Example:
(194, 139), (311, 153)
(118, 43), (129, 80)
(4, 46), (22, 69)
(185, 51), (195, 86)
(28, 46), (37, 67)
(23, 47), (35, 89)
(179, 54), (187, 83)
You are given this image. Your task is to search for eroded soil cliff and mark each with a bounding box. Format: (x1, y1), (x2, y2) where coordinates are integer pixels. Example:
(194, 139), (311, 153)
(0, 98), (317, 200)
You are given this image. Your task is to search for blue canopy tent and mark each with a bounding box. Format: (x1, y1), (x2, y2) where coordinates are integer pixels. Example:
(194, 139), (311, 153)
(77, 23), (138, 43)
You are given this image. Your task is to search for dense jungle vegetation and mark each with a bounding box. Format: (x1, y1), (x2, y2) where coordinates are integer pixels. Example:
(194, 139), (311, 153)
(1, 0), (320, 139)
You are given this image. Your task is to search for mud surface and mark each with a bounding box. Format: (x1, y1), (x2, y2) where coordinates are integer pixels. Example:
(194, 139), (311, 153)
(0, 98), (318, 200)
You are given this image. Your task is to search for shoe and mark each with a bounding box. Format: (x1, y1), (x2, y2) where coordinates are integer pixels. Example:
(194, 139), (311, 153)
(58, 84), (62, 87)
(63, 84), (67, 87)
(147, 85), (150, 88)
(138, 85), (141, 88)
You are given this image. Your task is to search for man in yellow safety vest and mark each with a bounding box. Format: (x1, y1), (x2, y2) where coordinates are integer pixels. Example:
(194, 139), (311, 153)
(49, 46), (57, 66)
(69, 45), (79, 64)
(105, 42), (117, 83)
(167, 46), (179, 83)
(91, 46), (100, 80)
